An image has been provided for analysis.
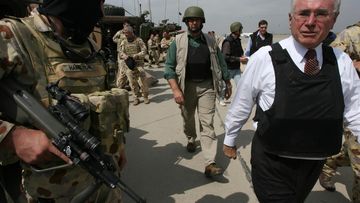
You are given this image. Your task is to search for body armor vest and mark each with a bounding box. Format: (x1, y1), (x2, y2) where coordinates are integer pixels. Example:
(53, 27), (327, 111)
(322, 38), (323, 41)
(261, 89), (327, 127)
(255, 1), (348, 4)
(249, 31), (272, 56)
(255, 43), (344, 158)
(185, 38), (212, 80)
(122, 38), (144, 66)
(223, 35), (243, 69)
(18, 16), (106, 98)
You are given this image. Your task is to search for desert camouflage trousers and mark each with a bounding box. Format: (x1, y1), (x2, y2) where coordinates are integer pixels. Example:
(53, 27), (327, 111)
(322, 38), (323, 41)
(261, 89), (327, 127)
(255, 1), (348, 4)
(148, 49), (159, 65)
(321, 128), (360, 203)
(116, 60), (149, 100)
(23, 154), (122, 203)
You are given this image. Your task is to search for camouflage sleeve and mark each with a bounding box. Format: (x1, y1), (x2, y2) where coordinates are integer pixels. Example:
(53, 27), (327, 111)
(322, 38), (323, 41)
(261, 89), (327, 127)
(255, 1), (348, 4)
(112, 31), (121, 43)
(0, 22), (24, 144)
(331, 29), (350, 52)
(118, 40), (127, 59)
(139, 38), (147, 58)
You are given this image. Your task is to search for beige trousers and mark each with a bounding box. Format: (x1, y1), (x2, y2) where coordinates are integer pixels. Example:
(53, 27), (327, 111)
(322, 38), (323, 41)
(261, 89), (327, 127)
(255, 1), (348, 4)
(181, 79), (217, 166)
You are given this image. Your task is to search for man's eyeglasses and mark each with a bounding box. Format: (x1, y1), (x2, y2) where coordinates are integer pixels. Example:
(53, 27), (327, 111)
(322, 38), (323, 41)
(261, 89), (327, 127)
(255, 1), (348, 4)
(259, 26), (267, 29)
(293, 10), (333, 23)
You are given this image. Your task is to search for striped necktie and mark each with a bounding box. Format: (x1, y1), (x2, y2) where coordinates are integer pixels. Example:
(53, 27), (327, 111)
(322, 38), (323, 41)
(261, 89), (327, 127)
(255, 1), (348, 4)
(304, 49), (320, 75)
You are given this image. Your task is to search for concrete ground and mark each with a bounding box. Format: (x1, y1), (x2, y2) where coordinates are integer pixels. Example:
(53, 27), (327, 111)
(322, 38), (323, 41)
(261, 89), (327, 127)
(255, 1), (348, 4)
(121, 35), (354, 203)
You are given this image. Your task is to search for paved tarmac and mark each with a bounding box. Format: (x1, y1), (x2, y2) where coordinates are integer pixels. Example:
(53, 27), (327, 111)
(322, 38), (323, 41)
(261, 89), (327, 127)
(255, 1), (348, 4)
(121, 35), (354, 203)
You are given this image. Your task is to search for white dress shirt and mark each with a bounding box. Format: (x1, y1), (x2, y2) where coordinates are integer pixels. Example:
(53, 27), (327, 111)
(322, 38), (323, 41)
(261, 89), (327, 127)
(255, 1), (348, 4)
(244, 31), (265, 57)
(224, 36), (360, 148)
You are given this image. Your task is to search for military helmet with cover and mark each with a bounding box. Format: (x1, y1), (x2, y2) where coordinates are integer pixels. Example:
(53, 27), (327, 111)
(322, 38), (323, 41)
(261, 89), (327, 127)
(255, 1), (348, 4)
(182, 6), (205, 23)
(230, 22), (243, 33)
(38, 0), (103, 44)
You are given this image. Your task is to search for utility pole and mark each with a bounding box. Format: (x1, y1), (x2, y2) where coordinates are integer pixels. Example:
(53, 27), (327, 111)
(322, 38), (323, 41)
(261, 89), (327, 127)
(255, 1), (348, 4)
(177, 0), (180, 24)
(148, 0), (152, 22)
(164, 0), (167, 20)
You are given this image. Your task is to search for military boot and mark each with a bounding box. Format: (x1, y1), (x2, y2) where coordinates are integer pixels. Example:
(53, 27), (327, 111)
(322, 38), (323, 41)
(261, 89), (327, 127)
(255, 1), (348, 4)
(144, 97), (150, 104)
(143, 93), (150, 104)
(133, 98), (140, 106)
(319, 173), (336, 192)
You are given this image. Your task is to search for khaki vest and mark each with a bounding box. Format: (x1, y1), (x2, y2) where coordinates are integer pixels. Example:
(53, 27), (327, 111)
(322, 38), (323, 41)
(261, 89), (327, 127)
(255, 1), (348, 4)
(175, 32), (223, 95)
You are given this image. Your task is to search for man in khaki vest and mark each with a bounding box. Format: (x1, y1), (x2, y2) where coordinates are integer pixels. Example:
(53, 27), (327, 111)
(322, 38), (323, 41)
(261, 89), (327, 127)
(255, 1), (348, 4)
(164, 6), (232, 178)
(0, 0), (129, 202)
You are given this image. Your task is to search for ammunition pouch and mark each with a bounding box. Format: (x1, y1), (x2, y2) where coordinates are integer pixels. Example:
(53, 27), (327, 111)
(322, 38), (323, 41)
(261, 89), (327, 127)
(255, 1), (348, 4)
(88, 88), (129, 154)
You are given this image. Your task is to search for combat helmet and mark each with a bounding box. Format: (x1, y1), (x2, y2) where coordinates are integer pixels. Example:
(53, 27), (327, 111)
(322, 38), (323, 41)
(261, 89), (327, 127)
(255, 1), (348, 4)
(182, 6), (205, 23)
(230, 22), (243, 33)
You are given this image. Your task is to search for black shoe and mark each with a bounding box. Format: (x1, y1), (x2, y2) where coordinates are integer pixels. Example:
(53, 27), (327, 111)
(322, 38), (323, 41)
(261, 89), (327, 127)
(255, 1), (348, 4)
(186, 142), (196, 153)
(204, 163), (223, 178)
(319, 173), (336, 192)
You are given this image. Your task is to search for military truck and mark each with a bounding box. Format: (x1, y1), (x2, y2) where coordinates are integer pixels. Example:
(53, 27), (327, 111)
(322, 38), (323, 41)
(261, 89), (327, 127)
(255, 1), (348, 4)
(100, 4), (181, 56)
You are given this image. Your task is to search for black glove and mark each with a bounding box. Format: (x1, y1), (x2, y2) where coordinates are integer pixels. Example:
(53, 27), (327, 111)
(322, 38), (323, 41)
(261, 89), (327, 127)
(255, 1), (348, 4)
(125, 57), (136, 70)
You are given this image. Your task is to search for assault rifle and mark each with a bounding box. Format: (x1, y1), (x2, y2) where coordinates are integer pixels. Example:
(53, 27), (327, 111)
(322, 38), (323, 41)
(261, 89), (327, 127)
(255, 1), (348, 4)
(0, 78), (146, 203)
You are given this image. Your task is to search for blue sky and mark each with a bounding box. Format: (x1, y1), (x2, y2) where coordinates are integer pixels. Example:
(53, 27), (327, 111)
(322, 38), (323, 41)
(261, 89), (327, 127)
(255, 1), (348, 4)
(107, 0), (360, 35)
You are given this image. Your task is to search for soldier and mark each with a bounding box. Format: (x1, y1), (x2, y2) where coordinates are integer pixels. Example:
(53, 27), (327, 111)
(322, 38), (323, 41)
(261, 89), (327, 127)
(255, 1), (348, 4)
(116, 26), (150, 105)
(160, 31), (174, 61)
(0, 0), (129, 202)
(319, 21), (360, 202)
(147, 33), (160, 67)
(113, 21), (130, 54)
(113, 22), (130, 89)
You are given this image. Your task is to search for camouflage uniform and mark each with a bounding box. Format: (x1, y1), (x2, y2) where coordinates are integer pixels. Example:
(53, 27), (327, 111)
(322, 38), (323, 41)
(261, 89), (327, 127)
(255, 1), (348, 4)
(159, 36), (174, 62)
(321, 21), (360, 202)
(113, 29), (128, 89)
(113, 29), (127, 54)
(147, 35), (160, 66)
(0, 12), (129, 203)
(116, 37), (149, 104)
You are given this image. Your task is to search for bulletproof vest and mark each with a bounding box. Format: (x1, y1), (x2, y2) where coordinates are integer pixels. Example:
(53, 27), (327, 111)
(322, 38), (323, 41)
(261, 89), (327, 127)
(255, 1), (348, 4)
(249, 31), (272, 56)
(21, 16), (106, 96)
(223, 35), (243, 69)
(185, 37), (212, 80)
(122, 38), (144, 66)
(3, 17), (129, 198)
(254, 43), (344, 158)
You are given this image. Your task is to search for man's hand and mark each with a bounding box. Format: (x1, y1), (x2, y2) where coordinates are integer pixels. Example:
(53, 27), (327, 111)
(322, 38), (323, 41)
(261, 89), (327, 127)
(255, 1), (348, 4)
(167, 79), (184, 105)
(173, 89), (184, 105)
(223, 144), (237, 159)
(240, 56), (248, 64)
(224, 80), (232, 100)
(353, 60), (360, 72)
(3, 126), (71, 165)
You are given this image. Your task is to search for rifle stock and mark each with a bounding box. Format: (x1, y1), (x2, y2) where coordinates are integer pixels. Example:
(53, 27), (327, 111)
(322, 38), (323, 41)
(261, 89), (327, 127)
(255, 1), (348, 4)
(0, 78), (146, 203)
